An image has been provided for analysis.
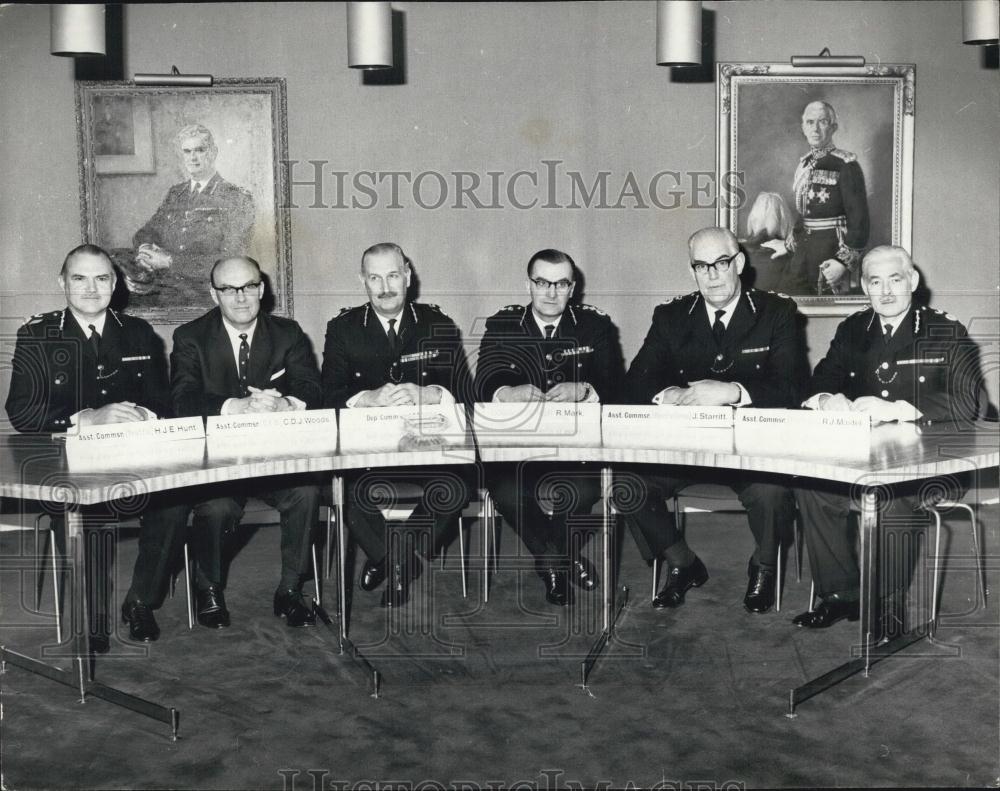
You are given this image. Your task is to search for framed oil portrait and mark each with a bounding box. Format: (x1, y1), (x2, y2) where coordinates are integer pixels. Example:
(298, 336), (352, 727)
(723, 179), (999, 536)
(76, 78), (292, 322)
(717, 62), (915, 315)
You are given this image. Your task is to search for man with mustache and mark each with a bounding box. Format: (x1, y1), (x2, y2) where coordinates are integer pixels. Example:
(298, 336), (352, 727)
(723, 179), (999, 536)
(322, 243), (472, 607)
(793, 245), (982, 629)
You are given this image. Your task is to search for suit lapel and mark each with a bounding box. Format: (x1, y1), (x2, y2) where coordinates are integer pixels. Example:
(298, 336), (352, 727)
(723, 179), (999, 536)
(247, 315), (274, 388)
(208, 311), (241, 394)
(396, 303), (415, 353)
(101, 313), (123, 362)
(722, 291), (756, 351)
(62, 309), (97, 361)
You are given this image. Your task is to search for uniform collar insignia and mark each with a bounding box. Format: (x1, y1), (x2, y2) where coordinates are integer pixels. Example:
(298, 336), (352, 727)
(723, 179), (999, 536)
(409, 302), (418, 324)
(362, 303), (370, 328)
(687, 292), (702, 315)
(568, 305), (578, 326)
(108, 308), (124, 328)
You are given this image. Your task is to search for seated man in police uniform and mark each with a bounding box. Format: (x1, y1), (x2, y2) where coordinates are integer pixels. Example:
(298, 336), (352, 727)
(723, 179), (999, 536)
(619, 227), (799, 613)
(171, 255), (322, 628)
(5, 244), (189, 646)
(322, 242), (472, 607)
(793, 245), (982, 629)
(475, 249), (618, 606)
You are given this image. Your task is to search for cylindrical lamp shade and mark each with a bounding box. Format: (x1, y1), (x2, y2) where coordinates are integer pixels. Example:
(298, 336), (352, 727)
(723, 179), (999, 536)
(656, 0), (702, 67)
(347, 1), (393, 70)
(50, 4), (106, 57)
(963, 0), (999, 44)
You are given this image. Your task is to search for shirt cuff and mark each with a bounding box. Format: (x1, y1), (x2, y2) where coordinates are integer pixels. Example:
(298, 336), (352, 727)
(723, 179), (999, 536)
(802, 392), (832, 410)
(492, 386), (511, 403)
(889, 399), (923, 422)
(69, 409), (88, 427)
(581, 383), (599, 403)
(651, 387), (677, 405)
(345, 392), (365, 408)
(731, 383), (752, 407)
(220, 397), (238, 415)
(428, 385), (455, 406)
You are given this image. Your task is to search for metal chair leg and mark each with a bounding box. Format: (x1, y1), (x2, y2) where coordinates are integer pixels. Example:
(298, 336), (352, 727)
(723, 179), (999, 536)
(51, 526), (63, 644)
(953, 502), (988, 607)
(458, 516), (467, 598)
(183, 542), (194, 630)
(808, 580), (816, 612)
(775, 541), (783, 613)
(930, 508), (943, 624)
(34, 514), (45, 611)
(311, 543), (322, 607)
(483, 497), (492, 603)
(325, 506), (335, 580)
(793, 511), (803, 583)
(650, 557), (659, 603)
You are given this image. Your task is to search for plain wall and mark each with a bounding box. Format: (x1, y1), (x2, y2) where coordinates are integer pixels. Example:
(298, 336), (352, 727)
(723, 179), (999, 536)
(1, 1), (997, 416)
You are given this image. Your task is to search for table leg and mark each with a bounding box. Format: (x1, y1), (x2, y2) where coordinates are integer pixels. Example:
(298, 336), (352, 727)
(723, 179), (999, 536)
(1, 505), (180, 739)
(579, 466), (627, 691)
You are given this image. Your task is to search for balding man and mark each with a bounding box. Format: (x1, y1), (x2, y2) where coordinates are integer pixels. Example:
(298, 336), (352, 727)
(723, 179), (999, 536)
(128, 124), (254, 303)
(5, 244), (188, 647)
(793, 100), (870, 295)
(171, 255), (322, 628)
(617, 227), (800, 613)
(793, 246), (982, 629)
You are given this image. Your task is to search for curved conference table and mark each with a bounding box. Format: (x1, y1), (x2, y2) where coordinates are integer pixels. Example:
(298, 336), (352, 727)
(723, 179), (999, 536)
(1, 418), (997, 737)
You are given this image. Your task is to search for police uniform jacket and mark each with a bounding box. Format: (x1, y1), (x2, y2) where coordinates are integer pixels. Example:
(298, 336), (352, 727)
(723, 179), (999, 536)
(475, 303), (617, 402)
(5, 308), (170, 433)
(322, 302), (470, 410)
(171, 307), (322, 418)
(133, 173), (255, 259)
(793, 146), (870, 270)
(807, 305), (980, 423)
(625, 288), (800, 408)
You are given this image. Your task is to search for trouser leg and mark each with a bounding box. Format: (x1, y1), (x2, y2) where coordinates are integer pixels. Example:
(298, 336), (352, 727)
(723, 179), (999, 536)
(615, 468), (691, 564)
(345, 472), (390, 563)
(125, 495), (190, 606)
(261, 480), (320, 590)
(191, 495), (244, 590)
(485, 464), (554, 562)
(795, 485), (858, 599)
(732, 480), (795, 571)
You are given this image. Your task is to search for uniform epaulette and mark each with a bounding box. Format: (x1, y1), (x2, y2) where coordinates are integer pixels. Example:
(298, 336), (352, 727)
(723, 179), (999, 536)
(766, 289), (793, 302)
(419, 302), (448, 317)
(23, 311), (57, 326)
(335, 304), (365, 318)
(500, 304), (526, 313)
(929, 306), (960, 322)
(832, 147), (857, 163)
(579, 304), (607, 316)
(660, 291), (698, 307)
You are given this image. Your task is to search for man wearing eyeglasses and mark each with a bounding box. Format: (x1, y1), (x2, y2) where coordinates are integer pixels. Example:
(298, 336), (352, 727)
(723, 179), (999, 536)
(475, 249), (619, 606)
(620, 227), (800, 613)
(5, 244), (189, 648)
(170, 255), (323, 628)
(322, 242), (472, 607)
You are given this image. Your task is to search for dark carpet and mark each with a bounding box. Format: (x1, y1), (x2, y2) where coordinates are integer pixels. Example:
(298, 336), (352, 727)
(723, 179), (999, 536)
(1, 508), (997, 790)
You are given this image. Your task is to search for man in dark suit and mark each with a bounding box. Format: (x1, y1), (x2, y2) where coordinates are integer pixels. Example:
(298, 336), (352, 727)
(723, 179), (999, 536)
(322, 242), (472, 607)
(793, 245), (982, 629)
(126, 124), (254, 308)
(475, 249), (619, 606)
(171, 255), (322, 628)
(619, 227), (799, 613)
(5, 244), (188, 646)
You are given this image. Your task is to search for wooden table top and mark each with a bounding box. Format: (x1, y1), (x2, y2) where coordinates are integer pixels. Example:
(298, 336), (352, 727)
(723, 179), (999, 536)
(1, 421), (995, 506)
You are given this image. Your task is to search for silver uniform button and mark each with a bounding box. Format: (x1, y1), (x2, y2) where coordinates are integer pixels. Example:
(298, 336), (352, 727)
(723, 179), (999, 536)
(97, 364), (104, 371)
(849, 371), (855, 377)
(918, 375), (925, 383)
(100, 389), (108, 395)
(881, 389), (889, 398)
(355, 372), (361, 377)
(881, 362), (889, 370)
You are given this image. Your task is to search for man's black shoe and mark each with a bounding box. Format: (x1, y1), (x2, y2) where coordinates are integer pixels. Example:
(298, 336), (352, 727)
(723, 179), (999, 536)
(743, 562), (776, 613)
(792, 597), (860, 628)
(540, 567), (574, 607)
(360, 557), (387, 592)
(196, 585), (230, 629)
(571, 557), (599, 591)
(122, 599), (160, 642)
(88, 614), (111, 654)
(652, 556), (709, 609)
(273, 587), (316, 627)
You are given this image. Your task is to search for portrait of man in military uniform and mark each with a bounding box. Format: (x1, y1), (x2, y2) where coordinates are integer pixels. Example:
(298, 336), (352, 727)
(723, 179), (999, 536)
(717, 64), (914, 310)
(77, 80), (292, 322)
(125, 124), (255, 310)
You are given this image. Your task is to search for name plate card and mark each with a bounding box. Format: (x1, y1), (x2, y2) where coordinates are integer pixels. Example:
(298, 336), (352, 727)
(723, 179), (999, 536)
(206, 408), (339, 458)
(602, 405), (733, 451)
(473, 402), (602, 447)
(338, 404), (469, 454)
(734, 408), (870, 457)
(65, 417), (206, 470)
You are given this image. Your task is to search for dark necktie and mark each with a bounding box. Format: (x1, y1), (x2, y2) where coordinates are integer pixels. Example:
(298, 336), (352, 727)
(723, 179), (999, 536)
(544, 324), (555, 339)
(238, 332), (250, 396)
(712, 310), (726, 345)
(87, 324), (101, 357)
(883, 323), (893, 347)
(387, 318), (399, 355)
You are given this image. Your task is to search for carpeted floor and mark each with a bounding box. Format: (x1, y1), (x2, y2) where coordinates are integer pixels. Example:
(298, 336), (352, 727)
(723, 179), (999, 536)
(1, 507), (997, 790)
